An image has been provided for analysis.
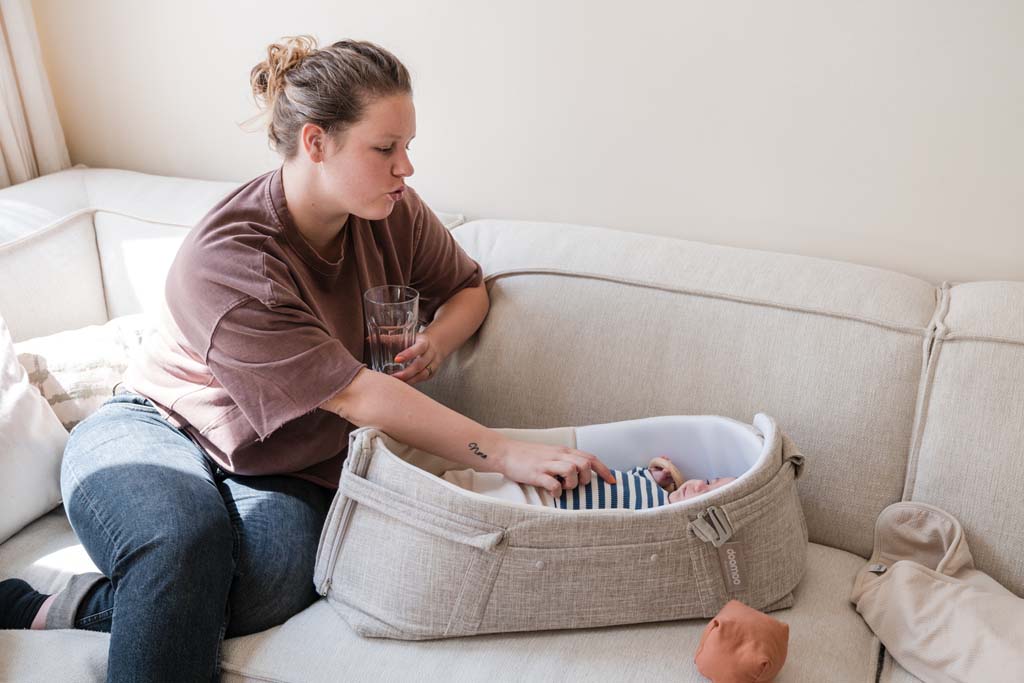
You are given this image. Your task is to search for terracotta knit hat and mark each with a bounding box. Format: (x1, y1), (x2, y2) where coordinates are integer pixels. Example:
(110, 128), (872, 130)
(694, 600), (790, 683)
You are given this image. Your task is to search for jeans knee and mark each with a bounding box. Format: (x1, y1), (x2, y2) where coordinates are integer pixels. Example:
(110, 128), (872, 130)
(160, 516), (234, 574)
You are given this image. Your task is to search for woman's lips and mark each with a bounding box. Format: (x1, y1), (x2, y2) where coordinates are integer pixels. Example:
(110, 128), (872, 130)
(387, 188), (405, 201)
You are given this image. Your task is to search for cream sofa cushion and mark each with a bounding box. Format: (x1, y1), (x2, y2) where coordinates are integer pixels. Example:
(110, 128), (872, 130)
(0, 316), (68, 543)
(93, 214), (188, 319)
(425, 220), (937, 557)
(0, 167), (89, 240)
(0, 507), (877, 682)
(15, 314), (155, 430)
(0, 212), (107, 342)
(905, 281), (1024, 596)
(220, 544), (877, 683)
(0, 168), (467, 331)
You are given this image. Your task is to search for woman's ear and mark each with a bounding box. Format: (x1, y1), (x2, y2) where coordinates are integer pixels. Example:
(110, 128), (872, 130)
(299, 122), (328, 163)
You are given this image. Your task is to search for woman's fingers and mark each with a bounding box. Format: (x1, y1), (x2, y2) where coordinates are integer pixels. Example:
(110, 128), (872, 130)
(582, 452), (617, 485)
(547, 461), (579, 491)
(569, 452), (597, 486)
(389, 335), (431, 382)
(556, 448), (616, 487)
(394, 336), (427, 365)
(390, 357), (426, 382)
(537, 473), (563, 499)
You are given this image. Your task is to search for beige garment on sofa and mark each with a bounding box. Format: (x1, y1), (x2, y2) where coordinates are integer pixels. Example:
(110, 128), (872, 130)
(850, 502), (1024, 683)
(441, 469), (554, 507)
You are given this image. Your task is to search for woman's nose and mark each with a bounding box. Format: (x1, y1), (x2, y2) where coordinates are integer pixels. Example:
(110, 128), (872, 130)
(393, 151), (414, 178)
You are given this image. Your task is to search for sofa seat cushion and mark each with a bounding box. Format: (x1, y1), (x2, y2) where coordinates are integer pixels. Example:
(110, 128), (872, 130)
(0, 629), (109, 682)
(0, 507), (100, 594)
(222, 543), (877, 683)
(0, 509), (877, 682)
(878, 654), (926, 683)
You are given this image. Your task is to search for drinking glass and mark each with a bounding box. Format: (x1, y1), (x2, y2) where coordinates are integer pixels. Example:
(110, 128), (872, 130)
(363, 285), (419, 375)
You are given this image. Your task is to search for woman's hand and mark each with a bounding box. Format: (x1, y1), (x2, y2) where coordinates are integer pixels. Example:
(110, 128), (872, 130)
(390, 331), (445, 386)
(495, 438), (617, 499)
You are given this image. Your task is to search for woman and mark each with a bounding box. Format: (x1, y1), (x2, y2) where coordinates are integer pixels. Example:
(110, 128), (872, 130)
(0, 36), (613, 681)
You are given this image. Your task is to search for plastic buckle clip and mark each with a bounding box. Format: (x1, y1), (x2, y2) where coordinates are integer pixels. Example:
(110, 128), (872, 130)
(689, 506), (734, 548)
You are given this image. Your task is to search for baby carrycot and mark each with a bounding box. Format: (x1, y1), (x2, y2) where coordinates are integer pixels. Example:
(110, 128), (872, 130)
(313, 413), (807, 640)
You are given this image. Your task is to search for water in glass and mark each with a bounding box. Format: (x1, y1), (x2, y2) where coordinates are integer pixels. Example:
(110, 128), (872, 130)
(364, 285), (419, 375)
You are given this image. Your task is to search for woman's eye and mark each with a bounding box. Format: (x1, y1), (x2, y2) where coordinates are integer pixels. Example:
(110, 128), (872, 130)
(376, 144), (411, 154)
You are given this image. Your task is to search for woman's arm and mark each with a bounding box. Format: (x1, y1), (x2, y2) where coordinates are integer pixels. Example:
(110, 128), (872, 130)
(391, 282), (489, 384)
(425, 281), (489, 358)
(320, 369), (615, 496)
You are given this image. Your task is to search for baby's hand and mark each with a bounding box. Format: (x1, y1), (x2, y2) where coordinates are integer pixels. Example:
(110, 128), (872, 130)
(648, 456), (684, 492)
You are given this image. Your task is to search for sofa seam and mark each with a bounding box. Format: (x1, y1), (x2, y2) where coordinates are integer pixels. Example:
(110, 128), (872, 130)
(483, 268), (932, 337)
(90, 213), (112, 321)
(0, 207), (95, 253)
(217, 661), (292, 683)
(940, 333), (1024, 347)
(901, 282), (952, 502)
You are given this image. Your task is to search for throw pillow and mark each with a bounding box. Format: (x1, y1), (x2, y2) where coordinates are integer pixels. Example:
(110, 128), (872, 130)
(0, 313), (68, 543)
(14, 314), (156, 431)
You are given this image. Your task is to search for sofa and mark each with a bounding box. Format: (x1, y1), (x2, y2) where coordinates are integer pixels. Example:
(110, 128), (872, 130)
(0, 167), (1021, 682)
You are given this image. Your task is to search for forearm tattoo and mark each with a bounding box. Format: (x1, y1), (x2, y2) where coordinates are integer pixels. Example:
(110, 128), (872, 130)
(467, 442), (488, 459)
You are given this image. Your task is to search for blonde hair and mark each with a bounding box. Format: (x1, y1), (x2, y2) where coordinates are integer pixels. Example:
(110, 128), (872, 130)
(249, 36), (412, 158)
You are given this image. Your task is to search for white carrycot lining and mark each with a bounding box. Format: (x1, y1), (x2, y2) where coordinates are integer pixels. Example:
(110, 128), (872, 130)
(575, 415), (765, 480)
(378, 415), (770, 512)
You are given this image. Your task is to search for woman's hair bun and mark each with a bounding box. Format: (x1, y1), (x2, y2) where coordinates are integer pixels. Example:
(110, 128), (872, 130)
(245, 35), (411, 158)
(250, 35), (319, 110)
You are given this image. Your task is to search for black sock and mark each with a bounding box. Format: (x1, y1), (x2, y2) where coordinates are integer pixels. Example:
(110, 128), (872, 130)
(0, 578), (50, 629)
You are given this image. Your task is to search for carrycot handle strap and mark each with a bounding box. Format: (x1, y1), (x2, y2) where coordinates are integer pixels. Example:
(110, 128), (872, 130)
(785, 453), (805, 479)
(689, 506), (734, 548)
(781, 433), (806, 479)
(340, 470), (506, 552)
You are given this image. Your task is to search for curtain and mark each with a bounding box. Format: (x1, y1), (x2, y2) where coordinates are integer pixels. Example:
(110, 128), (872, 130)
(0, 0), (70, 189)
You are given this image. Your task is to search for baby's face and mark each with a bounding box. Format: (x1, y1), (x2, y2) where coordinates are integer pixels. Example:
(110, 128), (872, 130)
(669, 477), (736, 503)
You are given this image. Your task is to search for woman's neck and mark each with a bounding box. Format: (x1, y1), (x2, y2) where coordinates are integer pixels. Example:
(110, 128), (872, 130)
(280, 161), (349, 259)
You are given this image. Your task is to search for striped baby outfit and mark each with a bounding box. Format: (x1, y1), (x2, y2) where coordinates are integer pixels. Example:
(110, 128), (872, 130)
(554, 466), (669, 510)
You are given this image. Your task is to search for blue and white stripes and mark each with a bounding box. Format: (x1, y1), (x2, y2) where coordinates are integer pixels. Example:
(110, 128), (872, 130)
(554, 466), (669, 510)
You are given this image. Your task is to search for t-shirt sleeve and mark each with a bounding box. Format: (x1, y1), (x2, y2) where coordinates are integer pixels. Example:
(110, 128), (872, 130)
(205, 296), (365, 441)
(407, 189), (483, 323)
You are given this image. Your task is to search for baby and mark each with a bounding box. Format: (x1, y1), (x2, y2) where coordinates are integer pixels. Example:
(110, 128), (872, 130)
(443, 456), (736, 510)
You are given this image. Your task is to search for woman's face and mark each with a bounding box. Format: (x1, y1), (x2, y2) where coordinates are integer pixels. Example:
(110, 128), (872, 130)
(319, 93), (416, 221)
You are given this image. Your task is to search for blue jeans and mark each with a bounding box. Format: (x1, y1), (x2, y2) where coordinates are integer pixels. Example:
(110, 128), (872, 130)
(60, 393), (333, 682)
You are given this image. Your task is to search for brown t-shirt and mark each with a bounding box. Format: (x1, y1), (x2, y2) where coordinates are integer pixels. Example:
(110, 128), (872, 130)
(125, 168), (482, 487)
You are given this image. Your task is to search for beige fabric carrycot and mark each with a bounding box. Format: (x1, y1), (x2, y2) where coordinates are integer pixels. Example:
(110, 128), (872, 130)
(313, 413), (807, 640)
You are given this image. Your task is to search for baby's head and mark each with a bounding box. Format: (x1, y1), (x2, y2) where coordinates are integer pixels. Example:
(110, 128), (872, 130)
(648, 456), (736, 503)
(668, 477), (735, 503)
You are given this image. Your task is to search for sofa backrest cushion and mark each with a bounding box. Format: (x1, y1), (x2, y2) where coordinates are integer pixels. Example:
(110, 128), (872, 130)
(80, 169), (237, 319)
(424, 220), (940, 557)
(0, 168), (89, 242)
(94, 215), (189, 319)
(906, 282), (1024, 595)
(1, 168), (468, 327)
(0, 212), (108, 342)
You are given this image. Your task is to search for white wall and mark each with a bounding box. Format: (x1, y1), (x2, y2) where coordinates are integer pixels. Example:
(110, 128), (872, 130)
(31, 0), (1024, 284)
